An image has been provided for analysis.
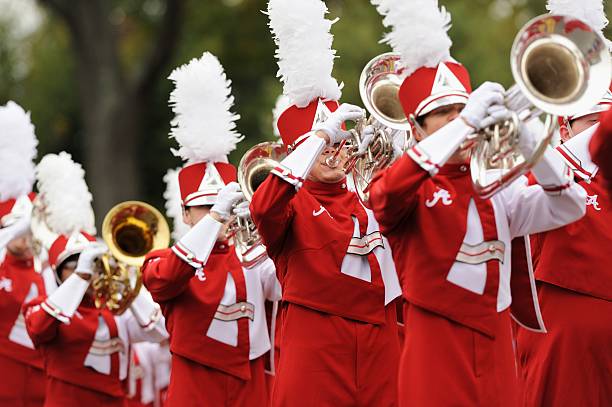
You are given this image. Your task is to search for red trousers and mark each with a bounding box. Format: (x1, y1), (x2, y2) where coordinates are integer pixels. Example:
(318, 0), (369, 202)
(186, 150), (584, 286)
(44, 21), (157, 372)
(0, 353), (45, 407)
(165, 354), (268, 407)
(44, 377), (126, 407)
(272, 303), (400, 407)
(517, 283), (612, 407)
(399, 303), (518, 407)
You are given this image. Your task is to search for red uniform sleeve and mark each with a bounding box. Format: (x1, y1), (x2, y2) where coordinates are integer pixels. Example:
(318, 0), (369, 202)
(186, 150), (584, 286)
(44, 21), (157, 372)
(24, 296), (60, 346)
(590, 108), (612, 184)
(367, 154), (430, 234)
(141, 249), (196, 303)
(249, 175), (296, 259)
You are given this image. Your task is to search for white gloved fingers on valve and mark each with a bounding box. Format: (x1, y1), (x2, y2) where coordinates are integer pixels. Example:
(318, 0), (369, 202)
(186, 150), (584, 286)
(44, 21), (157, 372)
(233, 201), (251, 219)
(75, 244), (108, 276)
(211, 182), (245, 221)
(461, 81), (506, 130)
(479, 105), (513, 129)
(357, 126), (376, 155)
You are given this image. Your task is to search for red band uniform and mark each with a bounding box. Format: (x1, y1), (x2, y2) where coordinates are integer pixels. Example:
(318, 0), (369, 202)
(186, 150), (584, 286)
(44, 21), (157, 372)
(250, 98), (403, 407)
(25, 232), (168, 407)
(517, 99), (612, 406)
(368, 60), (587, 407)
(142, 161), (281, 407)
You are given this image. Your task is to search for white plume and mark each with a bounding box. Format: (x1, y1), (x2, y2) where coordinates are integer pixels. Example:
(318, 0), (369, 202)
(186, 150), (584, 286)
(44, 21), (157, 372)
(371, 0), (452, 76)
(0, 101), (38, 201)
(163, 168), (189, 241)
(272, 94), (291, 138)
(547, 0), (611, 49)
(267, 0), (342, 107)
(35, 152), (96, 236)
(168, 52), (243, 164)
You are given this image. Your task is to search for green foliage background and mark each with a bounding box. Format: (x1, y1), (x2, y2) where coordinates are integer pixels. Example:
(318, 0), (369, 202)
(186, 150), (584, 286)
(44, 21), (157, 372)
(1, 0), (611, 210)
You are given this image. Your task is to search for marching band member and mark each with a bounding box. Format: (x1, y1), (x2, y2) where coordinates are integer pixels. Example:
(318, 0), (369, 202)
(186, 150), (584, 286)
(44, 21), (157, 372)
(517, 93), (612, 407)
(590, 106), (612, 185)
(24, 152), (167, 407)
(367, 1), (587, 406)
(250, 1), (402, 405)
(141, 52), (281, 407)
(0, 101), (46, 407)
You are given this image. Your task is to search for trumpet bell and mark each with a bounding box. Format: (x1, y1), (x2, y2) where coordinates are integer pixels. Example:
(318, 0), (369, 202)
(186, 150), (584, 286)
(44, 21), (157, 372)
(359, 52), (411, 131)
(511, 14), (611, 117)
(102, 201), (170, 267)
(96, 201), (170, 314)
(238, 142), (288, 201)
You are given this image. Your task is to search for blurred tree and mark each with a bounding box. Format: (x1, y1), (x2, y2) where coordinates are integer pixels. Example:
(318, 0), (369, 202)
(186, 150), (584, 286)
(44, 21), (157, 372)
(35, 0), (184, 219)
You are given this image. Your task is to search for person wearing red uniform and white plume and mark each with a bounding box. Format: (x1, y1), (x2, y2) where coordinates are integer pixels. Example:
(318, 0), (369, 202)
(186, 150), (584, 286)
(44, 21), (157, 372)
(249, 1), (403, 405)
(516, 3), (612, 405)
(141, 52), (281, 407)
(366, 1), (587, 406)
(0, 101), (47, 407)
(23, 152), (168, 407)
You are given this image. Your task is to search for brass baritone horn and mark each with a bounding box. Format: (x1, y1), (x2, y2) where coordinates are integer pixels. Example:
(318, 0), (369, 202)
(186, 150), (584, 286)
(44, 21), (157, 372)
(231, 142), (287, 267)
(94, 201), (170, 314)
(470, 14), (611, 198)
(340, 52), (411, 201)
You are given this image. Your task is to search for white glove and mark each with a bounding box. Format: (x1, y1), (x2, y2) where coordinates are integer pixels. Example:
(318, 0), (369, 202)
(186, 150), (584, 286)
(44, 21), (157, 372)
(518, 118), (546, 159)
(460, 82), (506, 130)
(0, 213), (31, 249)
(312, 103), (364, 145)
(480, 104), (513, 130)
(357, 125), (376, 155)
(211, 182), (244, 222)
(233, 201), (251, 219)
(74, 243), (108, 276)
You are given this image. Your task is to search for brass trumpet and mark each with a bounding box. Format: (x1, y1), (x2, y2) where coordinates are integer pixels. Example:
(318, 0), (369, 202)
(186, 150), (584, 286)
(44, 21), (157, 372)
(93, 201), (170, 314)
(229, 142), (287, 267)
(470, 14), (611, 198)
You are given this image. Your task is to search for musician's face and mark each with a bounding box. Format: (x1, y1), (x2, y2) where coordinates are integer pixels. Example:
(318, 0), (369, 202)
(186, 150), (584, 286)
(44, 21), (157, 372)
(560, 112), (600, 142)
(416, 103), (465, 140)
(6, 234), (33, 259)
(308, 144), (348, 183)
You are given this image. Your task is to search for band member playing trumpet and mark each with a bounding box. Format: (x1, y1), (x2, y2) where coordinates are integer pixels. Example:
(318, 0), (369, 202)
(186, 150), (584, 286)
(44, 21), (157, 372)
(141, 52), (281, 407)
(0, 101), (47, 407)
(367, 2), (587, 406)
(250, 2), (403, 405)
(590, 106), (612, 187)
(517, 88), (612, 406)
(24, 153), (167, 407)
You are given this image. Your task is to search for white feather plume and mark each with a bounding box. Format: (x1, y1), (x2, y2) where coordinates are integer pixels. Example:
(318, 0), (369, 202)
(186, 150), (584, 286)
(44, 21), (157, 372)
(163, 168), (189, 241)
(35, 152), (96, 236)
(547, 0), (611, 49)
(168, 52), (243, 164)
(371, 0), (453, 76)
(267, 0), (342, 107)
(272, 94), (291, 138)
(0, 101), (38, 201)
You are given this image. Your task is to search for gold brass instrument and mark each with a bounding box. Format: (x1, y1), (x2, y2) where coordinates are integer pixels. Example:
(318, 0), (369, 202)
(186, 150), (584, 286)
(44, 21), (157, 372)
(337, 52), (411, 201)
(230, 141), (287, 267)
(470, 13), (611, 198)
(93, 201), (170, 314)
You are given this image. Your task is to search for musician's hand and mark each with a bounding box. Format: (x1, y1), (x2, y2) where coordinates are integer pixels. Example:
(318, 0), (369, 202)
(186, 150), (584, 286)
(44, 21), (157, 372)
(75, 243), (107, 278)
(479, 104), (513, 130)
(313, 103), (364, 145)
(461, 82), (506, 130)
(356, 125), (376, 155)
(0, 212), (32, 245)
(211, 182), (244, 222)
(233, 201), (251, 219)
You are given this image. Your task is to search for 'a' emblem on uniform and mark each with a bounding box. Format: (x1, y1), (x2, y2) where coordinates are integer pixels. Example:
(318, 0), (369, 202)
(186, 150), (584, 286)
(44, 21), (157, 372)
(431, 62), (467, 95)
(425, 188), (453, 208)
(586, 194), (602, 211)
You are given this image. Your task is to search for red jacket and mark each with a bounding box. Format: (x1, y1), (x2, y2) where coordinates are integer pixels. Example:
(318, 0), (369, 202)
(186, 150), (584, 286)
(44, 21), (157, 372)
(0, 253), (45, 368)
(590, 108), (612, 186)
(369, 156), (585, 336)
(142, 246), (253, 380)
(531, 173), (611, 300)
